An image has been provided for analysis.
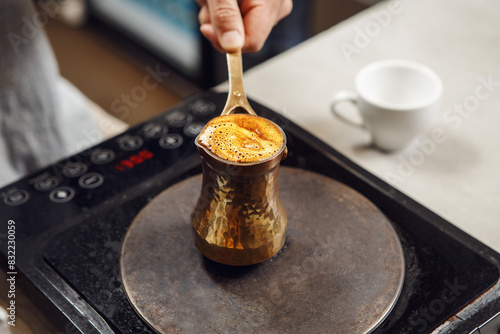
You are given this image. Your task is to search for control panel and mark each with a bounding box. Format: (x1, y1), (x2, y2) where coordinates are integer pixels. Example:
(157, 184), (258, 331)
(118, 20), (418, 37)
(0, 92), (226, 239)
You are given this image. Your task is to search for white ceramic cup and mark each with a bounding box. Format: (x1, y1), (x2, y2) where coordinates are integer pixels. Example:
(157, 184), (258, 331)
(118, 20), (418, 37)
(331, 59), (442, 151)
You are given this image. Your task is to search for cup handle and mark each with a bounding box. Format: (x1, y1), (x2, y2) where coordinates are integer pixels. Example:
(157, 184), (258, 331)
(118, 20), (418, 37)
(330, 90), (365, 128)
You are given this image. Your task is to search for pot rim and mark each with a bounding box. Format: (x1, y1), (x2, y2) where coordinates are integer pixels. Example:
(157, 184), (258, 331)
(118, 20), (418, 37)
(194, 116), (287, 167)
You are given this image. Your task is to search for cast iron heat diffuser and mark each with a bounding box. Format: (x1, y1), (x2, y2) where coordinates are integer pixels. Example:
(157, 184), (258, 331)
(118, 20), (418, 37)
(120, 167), (405, 333)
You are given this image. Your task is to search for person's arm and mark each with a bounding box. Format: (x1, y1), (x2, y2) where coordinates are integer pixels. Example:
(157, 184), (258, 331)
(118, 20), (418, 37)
(197, 0), (293, 52)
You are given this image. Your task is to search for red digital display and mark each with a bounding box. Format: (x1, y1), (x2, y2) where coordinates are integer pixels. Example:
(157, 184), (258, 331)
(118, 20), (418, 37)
(114, 150), (154, 172)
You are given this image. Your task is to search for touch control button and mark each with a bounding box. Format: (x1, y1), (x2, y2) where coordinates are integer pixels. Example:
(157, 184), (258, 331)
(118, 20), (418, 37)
(79, 173), (104, 189)
(34, 175), (60, 191)
(4, 189), (30, 206)
(184, 122), (205, 137)
(166, 111), (193, 127)
(118, 135), (144, 151)
(191, 100), (216, 116)
(91, 149), (115, 164)
(63, 162), (88, 178)
(143, 123), (168, 138)
(49, 187), (75, 203)
(159, 134), (183, 149)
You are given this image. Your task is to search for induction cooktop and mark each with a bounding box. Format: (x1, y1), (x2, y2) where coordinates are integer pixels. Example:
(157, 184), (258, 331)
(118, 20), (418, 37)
(1, 91), (500, 333)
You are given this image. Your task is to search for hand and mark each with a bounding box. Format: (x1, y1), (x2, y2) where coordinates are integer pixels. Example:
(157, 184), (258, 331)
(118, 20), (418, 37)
(197, 0), (293, 53)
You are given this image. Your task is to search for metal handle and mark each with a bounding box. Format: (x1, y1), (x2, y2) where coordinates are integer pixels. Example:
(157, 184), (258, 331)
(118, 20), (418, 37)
(220, 50), (257, 116)
(475, 310), (500, 334)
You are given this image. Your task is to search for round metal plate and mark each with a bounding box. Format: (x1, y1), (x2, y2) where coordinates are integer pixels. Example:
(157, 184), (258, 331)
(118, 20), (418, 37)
(121, 167), (404, 333)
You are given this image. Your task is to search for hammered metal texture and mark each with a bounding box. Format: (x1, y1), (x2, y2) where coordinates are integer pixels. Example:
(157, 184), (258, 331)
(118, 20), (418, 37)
(121, 167), (405, 334)
(191, 160), (287, 266)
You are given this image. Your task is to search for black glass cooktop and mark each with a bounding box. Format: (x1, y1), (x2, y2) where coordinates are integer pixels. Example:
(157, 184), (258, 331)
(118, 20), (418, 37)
(1, 92), (499, 334)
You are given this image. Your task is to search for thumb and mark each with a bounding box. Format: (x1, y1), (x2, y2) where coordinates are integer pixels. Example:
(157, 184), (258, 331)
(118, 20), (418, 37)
(206, 0), (245, 51)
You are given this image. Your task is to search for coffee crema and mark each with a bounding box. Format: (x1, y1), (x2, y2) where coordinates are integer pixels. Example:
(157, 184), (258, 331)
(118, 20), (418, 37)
(197, 114), (284, 163)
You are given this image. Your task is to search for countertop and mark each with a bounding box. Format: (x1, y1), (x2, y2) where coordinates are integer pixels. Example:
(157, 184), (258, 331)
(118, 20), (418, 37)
(229, 0), (500, 252)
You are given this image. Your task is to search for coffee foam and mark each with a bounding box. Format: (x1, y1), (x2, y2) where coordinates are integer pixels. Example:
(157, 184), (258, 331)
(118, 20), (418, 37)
(197, 114), (285, 163)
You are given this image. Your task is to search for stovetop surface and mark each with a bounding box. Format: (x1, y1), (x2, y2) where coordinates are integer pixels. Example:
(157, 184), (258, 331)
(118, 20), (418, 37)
(1, 92), (499, 334)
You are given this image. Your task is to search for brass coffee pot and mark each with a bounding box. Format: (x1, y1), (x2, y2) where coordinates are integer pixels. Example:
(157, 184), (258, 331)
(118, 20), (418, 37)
(191, 51), (287, 266)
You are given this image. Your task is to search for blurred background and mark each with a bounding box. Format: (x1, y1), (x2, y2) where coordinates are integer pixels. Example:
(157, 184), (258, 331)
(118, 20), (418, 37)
(41, 0), (375, 126)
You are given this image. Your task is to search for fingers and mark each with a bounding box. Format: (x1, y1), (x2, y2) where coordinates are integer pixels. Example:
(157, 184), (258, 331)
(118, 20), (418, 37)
(239, 0), (293, 52)
(198, 3), (225, 51)
(202, 0), (245, 52)
(198, 0), (293, 53)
